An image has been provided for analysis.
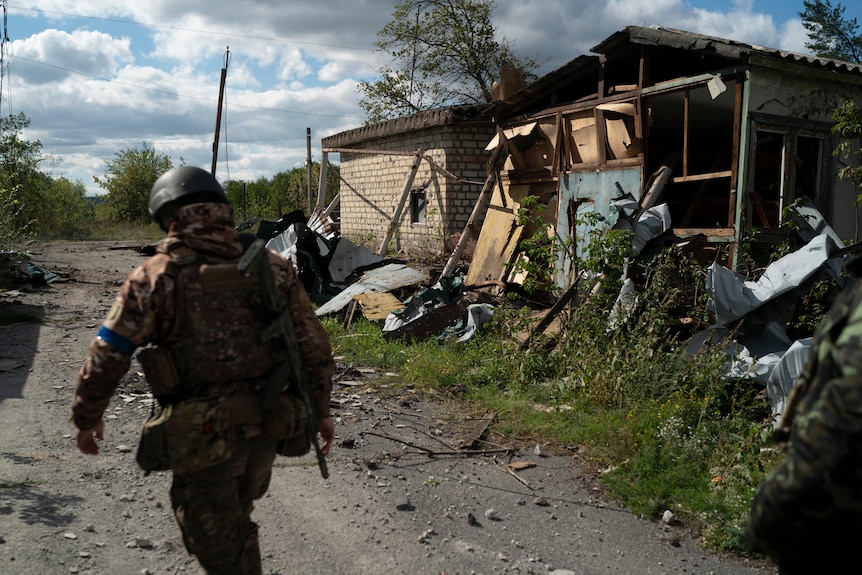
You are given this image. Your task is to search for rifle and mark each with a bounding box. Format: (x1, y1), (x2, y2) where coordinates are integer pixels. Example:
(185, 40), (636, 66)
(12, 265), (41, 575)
(238, 238), (329, 479)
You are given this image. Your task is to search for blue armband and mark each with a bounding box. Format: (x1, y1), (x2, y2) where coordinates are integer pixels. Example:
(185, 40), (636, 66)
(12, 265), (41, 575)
(96, 326), (137, 357)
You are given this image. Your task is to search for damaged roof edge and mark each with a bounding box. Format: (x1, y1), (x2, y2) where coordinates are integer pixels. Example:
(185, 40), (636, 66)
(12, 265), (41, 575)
(322, 103), (494, 148)
(493, 25), (862, 121)
(488, 54), (598, 120)
(595, 25), (862, 75)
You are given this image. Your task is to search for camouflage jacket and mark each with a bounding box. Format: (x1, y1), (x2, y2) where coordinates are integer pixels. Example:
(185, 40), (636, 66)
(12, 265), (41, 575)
(744, 274), (862, 572)
(71, 203), (335, 431)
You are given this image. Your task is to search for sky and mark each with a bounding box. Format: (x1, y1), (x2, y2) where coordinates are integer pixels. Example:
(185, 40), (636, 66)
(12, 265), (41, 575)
(3, 0), (860, 196)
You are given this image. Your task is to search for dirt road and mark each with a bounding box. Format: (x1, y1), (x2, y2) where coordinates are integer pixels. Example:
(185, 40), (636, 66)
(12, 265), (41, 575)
(0, 241), (774, 575)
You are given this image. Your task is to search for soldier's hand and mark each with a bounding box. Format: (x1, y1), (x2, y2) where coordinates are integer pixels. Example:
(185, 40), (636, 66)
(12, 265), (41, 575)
(318, 416), (334, 456)
(77, 420), (104, 455)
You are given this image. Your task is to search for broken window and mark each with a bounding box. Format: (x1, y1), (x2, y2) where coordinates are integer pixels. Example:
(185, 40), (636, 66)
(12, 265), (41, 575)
(750, 119), (828, 228)
(643, 80), (737, 228)
(410, 188), (427, 224)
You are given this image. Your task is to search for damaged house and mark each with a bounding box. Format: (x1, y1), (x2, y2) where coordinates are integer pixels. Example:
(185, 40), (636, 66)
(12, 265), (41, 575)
(473, 25), (862, 291)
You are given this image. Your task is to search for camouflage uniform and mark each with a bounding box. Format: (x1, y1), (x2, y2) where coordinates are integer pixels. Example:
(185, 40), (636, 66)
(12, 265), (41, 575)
(744, 272), (862, 574)
(72, 203), (335, 575)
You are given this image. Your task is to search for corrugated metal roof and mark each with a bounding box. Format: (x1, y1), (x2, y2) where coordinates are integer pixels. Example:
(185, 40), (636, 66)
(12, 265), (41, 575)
(321, 104), (493, 148)
(491, 25), (862, 120)
(598, 25), (862, 75)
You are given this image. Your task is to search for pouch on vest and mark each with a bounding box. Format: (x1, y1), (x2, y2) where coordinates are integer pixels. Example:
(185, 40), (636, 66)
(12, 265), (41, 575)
(137, 346), (181, 398)
(166, 396), (235, 475)
(136, 404), (172, 472)
(276, 429), (311, 457)
(263, 393), (308, 441)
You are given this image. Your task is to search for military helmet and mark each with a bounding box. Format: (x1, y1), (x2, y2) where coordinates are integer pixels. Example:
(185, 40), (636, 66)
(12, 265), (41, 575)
(148, 166), (228, 224)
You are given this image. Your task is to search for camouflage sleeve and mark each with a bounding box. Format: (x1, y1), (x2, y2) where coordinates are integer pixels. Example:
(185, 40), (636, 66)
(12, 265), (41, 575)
(71, 338), (133, 430)
(71, 257), (169, 430)
(271, 251), (334, 418)
(745, 290), (862, 558)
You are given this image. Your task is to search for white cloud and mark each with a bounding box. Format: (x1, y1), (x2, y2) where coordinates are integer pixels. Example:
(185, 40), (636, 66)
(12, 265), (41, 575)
(4, 0), (856, 197)
(778, 19), (810, 54)
(11, 29), (133, 84)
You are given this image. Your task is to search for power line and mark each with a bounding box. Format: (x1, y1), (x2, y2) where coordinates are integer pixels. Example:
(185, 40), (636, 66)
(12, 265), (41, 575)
(8, 4), (375, 52)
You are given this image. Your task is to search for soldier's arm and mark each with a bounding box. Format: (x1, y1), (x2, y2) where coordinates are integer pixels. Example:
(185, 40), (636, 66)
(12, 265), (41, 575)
(72, 261), (166, 431)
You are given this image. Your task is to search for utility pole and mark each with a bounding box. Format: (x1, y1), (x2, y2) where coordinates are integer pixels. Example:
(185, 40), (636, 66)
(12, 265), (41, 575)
(211, 47), (231, 176)
(306, 127), (313, 214)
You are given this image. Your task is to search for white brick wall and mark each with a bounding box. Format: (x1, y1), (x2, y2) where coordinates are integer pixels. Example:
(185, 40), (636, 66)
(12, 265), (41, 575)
(337, 123), (492, 259)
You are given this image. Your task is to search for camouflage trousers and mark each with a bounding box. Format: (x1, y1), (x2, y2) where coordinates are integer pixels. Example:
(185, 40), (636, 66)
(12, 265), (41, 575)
(170, 434), (278, 575)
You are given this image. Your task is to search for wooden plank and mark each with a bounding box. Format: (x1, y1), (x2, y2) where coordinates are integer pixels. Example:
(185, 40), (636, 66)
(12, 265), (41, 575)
(461, 411), (496, 450)
(439, 173), (496, 280)
(378, 150), (423, 256)
(519, 273), (583, 349)
(671, 171), (732, 184)
(674, 227), (736, 237)
(466, 182), (525, 288)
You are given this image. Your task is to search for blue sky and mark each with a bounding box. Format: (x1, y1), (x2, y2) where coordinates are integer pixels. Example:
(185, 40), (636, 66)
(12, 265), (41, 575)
(3, 0), (860, 196)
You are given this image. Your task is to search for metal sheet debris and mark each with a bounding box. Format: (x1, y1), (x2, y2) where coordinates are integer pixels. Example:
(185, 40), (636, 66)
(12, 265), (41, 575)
(706, 233), (837, 326)
(315, 263), (426, 317)
(382, 302), (463, 342)
(766, 338), (812, 426)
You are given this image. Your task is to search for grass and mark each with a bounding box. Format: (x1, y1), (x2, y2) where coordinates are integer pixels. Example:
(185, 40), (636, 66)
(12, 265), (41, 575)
(321, 248), (790, 557)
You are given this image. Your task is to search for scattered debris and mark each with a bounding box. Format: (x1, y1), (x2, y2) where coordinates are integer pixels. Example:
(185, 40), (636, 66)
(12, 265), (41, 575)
(395, 496), (414, 511)
(461, 411), (496, 451)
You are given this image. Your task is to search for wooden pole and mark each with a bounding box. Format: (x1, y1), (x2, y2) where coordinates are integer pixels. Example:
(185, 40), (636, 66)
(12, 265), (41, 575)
(211, 47), (230, 176)
(306, 127), (313, 214)
(317, 151), (329, 209)
(439, 172), (495, 280)
(377, 150), (423, 256)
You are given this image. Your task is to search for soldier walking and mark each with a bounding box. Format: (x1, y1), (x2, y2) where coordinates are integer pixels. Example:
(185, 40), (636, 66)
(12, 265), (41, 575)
(71, 166), (335, 575)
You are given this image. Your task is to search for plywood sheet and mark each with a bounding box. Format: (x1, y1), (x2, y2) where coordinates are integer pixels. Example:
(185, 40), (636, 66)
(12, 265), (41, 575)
(354, 292), (405, 321)
(606, 117), (641, 159)
(466, 205), (524, 287)
(571, 124), (599, 164)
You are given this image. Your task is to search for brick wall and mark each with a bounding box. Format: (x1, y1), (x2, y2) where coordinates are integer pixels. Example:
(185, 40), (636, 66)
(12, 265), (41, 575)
(329, 116), (493, 259)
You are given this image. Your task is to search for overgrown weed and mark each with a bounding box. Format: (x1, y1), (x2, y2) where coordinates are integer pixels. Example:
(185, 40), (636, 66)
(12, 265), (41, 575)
(323, 244), (783, 555)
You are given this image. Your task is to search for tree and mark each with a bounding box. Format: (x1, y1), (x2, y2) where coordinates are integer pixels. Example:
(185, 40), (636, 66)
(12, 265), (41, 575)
(358, 0), (537, 123)
(0, 112), (46, 230)
(94, 143), (174, 224)
(225, 162), (341, 222)
(800, 1), (862, 204)
(40, 175), (92, 238)
(800, 0), (862, 62)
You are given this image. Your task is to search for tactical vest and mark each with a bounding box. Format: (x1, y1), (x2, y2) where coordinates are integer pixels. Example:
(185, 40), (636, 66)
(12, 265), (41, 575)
(160, 243), (283, 397)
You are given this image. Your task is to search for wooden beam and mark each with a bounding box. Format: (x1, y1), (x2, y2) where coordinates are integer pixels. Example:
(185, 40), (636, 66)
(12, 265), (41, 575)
(729, 77), (744, 226)
(519, 273), (583, 350)
(683, 89), (690, 178)
(461, 411), (497, 450)
(378, 150), (423, 256)
(439, 172), (496, 280)
(671, 171), (732, 184)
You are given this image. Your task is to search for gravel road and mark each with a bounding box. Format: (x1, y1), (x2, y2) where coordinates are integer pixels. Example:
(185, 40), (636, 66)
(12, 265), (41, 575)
(0, 241), (776, 575)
